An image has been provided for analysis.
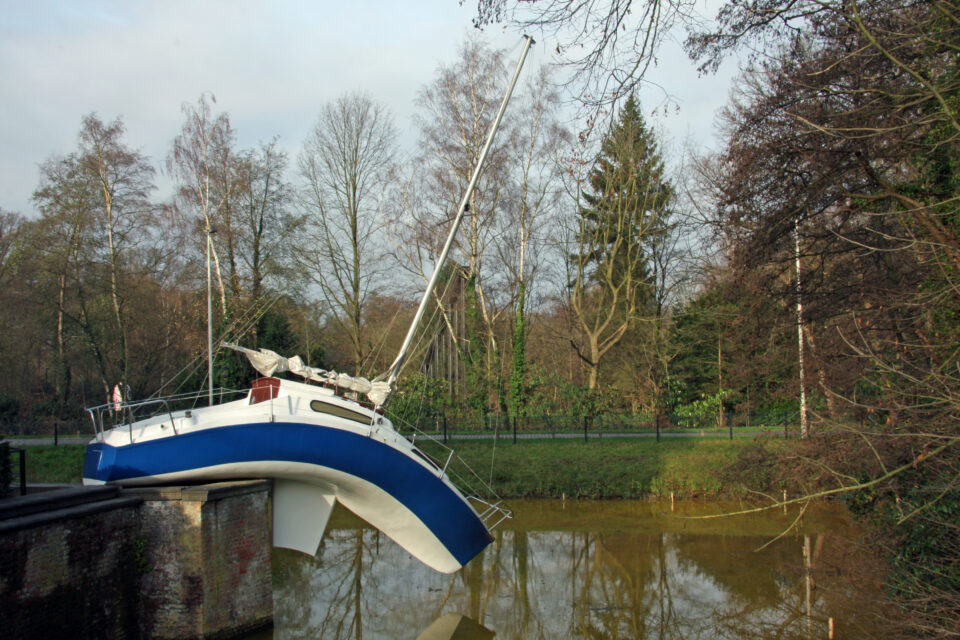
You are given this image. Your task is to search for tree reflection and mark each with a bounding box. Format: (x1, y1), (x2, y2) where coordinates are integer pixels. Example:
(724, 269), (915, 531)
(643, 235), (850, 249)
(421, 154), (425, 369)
(267, 502), (885, 639)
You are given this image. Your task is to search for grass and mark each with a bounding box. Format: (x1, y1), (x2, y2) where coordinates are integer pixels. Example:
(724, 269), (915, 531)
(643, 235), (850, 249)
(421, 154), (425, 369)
(9, 445), (87, 484)
(9, 437), (790, 500)
(420, 436), (789, 500)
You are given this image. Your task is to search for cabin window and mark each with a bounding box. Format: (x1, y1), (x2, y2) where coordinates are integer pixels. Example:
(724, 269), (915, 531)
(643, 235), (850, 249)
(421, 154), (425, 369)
(310, 400), (370, 425)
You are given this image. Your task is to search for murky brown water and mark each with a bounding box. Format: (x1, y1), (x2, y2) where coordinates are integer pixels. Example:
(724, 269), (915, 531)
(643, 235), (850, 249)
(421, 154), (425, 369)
(249, 499), (888, 639)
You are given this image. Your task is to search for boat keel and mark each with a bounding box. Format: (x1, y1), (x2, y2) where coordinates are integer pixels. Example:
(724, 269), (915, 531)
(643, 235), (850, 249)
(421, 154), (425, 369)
(272, 479), (336, 556)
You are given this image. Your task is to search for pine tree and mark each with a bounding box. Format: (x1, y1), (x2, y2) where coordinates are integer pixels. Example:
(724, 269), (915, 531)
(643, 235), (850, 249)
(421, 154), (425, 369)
(579, 94), (671, 293)
(569, 95), (673, 389)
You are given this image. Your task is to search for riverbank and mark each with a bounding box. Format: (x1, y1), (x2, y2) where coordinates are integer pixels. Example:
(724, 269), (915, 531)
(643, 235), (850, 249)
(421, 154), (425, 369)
(422, 437), (786, 499)
(10, 437), (788, 499)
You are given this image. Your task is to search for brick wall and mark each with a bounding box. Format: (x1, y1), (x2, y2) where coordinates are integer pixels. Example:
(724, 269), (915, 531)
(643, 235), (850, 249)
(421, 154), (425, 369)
(0, 489), (142, 639)
(0, 481), (273, 640)
(131, 482), (273, 639)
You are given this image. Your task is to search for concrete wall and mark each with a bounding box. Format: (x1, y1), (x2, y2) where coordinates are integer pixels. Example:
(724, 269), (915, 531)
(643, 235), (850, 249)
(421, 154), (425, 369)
(0, 481), (273, 640)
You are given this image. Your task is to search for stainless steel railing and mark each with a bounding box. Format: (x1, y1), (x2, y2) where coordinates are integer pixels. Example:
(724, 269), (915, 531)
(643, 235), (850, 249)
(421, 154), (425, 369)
(86, 388), (246, 443)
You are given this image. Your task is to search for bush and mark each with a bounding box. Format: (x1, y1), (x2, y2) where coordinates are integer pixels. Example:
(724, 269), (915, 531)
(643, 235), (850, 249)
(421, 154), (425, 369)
(718, 441), (780, 495)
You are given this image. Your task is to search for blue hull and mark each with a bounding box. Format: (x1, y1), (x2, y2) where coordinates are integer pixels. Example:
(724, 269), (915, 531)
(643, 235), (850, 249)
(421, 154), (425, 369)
(83, 422), (492, 569)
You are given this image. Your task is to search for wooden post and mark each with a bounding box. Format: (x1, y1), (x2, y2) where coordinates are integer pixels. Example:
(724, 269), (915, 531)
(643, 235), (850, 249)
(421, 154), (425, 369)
(783, 489), (788, 515)
(829, 617), (834, 639)
(670, 491), (675, 512)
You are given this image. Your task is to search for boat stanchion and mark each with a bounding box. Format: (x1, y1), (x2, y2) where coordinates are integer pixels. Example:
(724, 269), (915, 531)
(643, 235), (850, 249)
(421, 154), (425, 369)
(440, 450), (455, 477)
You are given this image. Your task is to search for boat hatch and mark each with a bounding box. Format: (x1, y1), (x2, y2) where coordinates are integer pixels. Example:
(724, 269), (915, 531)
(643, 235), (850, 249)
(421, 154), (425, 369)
(250, 377), (281, 404)
(310, 400), (370, 425)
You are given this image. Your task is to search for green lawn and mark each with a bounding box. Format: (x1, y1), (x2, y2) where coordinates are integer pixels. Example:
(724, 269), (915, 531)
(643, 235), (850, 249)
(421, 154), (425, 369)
(420, 437), (787, 499)
(9, 444), (88, 484)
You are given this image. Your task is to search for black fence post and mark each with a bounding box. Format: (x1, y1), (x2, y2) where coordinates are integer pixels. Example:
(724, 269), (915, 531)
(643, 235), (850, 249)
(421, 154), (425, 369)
(18, 448), (25, 495)
(583, 415), (588, 442)
(783, 412), (788, 440)
(10, 447), (27, 496)
(442, 413), (447, 443)
(656, 414), (660, 442)
(54, 421), (59, 446)
(729, 413), (733, 440)
(513, 415), (517, 444)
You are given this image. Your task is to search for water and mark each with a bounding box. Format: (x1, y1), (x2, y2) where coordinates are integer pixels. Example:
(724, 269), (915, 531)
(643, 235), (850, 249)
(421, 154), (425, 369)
(250, 500), (887, 639)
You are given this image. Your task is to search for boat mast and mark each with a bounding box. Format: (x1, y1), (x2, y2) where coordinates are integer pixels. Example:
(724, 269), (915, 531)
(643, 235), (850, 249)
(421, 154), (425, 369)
(206, 224), (216, 404)
(383, 35), (535, 395)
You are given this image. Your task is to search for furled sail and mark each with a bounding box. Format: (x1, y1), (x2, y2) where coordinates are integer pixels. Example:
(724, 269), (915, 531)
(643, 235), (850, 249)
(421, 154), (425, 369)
(223, 342), (391, 406)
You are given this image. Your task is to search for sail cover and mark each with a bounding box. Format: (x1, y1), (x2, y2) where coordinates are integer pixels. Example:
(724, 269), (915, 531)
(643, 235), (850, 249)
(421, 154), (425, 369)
(223, 342), (391, 406)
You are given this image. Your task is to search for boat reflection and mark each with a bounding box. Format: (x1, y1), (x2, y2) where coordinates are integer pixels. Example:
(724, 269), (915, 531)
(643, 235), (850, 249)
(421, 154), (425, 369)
(263, 500), (887, 639)
(416, 613), (494, 640)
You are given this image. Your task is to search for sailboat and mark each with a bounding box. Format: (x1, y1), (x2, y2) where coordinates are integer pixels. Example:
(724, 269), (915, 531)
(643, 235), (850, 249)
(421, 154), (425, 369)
(82, 36), (534, 574)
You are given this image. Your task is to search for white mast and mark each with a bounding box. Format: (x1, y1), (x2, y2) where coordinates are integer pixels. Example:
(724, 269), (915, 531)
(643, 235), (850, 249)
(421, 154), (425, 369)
(207, 225), (216, 404)
(381, 35), (535, 397)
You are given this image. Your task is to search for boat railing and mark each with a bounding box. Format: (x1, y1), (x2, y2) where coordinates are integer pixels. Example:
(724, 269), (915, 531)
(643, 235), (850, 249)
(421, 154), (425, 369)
(467, 496), (513, 531)
(86, 388), (247, 443)
(403, 424), (513, 532)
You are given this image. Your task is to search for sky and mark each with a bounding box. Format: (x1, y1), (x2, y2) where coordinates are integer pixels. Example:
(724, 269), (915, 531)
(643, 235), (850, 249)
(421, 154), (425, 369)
(0, 0), (739, 218)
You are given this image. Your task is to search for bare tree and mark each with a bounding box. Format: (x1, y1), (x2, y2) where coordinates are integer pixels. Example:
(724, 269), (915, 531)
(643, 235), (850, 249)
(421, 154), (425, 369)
(397, 36), (515, 413)
(473, 0), (695, 115)
(297, 92), (396, 375)
(235, 139), (296, 311)
(696, 1), (960, 633)
(496, 67), (569, 416)
(79, 115), (156, 395)
(32, 114), (156, 401)
(167, 93), (238, 315)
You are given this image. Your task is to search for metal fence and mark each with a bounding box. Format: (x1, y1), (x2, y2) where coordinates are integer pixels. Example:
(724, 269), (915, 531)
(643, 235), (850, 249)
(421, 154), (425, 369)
(2, 408), (803, 444)
(397, 410), (801, 442)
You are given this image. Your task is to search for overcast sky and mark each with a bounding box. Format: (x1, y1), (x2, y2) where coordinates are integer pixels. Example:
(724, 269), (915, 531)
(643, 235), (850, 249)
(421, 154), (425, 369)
(1, 0), (738, 218)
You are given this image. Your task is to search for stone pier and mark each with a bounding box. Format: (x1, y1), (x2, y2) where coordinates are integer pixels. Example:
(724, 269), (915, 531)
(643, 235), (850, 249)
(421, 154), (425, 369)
(0, 480), (274, 639)
(129, 482), (273, 639)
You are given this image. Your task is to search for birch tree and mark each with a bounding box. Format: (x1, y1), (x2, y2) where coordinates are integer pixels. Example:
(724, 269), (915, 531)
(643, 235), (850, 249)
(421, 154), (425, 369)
(33, 114), (156, 401)
(497, 68), (569, 417)
(400, 36), (514, 415)
(167, 93), (238, 315)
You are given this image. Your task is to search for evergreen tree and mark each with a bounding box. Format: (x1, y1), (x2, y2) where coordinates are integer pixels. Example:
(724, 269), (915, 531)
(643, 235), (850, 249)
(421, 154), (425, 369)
(579, 94), (671, 295)
(569, 94), (673, 389)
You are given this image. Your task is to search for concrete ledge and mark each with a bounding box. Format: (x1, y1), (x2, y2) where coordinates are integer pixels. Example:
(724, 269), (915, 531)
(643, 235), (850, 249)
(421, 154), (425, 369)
(0, 485), (121, 519)
(124, 479), (272, 502)
(0, 496), (144, 535)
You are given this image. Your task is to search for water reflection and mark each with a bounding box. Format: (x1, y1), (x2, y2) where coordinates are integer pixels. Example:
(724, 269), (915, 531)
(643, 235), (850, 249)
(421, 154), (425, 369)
(416, 613), (494, 640)
(261, 500), (886, 639)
